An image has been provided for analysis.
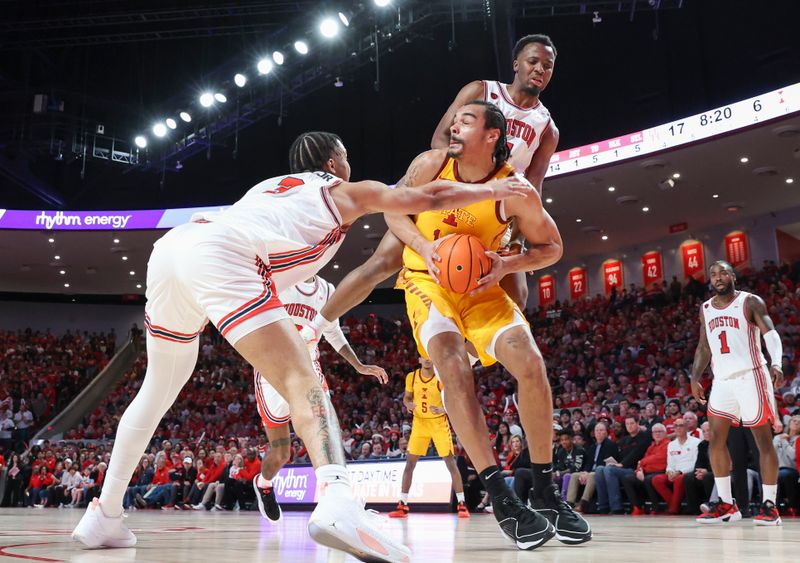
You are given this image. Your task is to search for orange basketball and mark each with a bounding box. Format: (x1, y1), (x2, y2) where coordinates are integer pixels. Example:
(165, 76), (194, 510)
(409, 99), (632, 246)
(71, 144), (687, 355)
(435, 234), (492, 293)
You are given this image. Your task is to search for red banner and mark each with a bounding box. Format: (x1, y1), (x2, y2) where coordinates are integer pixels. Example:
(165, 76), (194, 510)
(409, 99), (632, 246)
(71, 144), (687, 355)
(641, 251), (663, 288)
(681, 240), (706, 282)
(568, 267), (588, 301)
(602, 259), (624, 296)
(538, 275), (556, 307)
(724, 231), (750, 270)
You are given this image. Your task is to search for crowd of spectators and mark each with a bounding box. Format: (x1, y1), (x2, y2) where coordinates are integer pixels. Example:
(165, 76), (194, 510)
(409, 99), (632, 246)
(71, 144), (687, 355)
(0, 329), (116, 452)
(2, 262), (800, 514)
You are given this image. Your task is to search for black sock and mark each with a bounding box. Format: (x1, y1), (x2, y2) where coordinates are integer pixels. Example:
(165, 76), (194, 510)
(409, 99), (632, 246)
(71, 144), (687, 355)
(479, 465), (511, 498)
(531, 463), (553, 499)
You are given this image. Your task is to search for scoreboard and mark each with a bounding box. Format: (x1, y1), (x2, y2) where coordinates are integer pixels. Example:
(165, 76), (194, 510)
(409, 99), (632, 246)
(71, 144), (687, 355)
(546, 82), (800, 177)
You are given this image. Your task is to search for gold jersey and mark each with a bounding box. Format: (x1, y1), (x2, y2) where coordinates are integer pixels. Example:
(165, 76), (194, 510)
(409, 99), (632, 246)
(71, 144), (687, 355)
(402, 157), (515, 272)
(405, 368), (444, 419)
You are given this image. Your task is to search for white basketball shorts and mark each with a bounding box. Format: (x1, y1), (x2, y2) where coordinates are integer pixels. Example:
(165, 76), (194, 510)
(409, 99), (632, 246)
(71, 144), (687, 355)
(144, 221), (288, 346)
(707, 366), (776, 427)
(254, 361), (328, 428)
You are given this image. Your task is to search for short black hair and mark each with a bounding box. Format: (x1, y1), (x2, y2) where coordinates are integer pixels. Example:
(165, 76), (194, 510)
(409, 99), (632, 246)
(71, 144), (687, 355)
(465, 100), (510, 164)
(512, 34), (557, 60)
(288, 131), (343, 173)
(710, 260), (734, 273)
(558, 429), (574, 439)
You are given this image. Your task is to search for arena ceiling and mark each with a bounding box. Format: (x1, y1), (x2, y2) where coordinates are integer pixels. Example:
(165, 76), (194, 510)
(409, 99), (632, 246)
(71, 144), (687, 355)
(1, 1), (799, 298)
(1, 111), (798, 296)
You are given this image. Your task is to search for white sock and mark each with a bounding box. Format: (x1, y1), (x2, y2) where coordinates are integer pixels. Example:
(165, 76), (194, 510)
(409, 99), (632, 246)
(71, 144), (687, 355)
(715, 476), (733, 504)
(99, 335), (199, 517)
(257, 474), (272, 488)
(400, 492), (409, 504)
(456, 492), (465, 503)
(762, 484), (777, 504)
(316, 464), (351, 497)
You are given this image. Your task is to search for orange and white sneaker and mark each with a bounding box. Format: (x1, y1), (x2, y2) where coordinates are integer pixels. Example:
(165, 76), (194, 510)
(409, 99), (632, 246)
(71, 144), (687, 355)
(457, 502), (470, 519)
(308, 493), (411, 563)
(696, 500), (742, 524)
(754, 500), (782, 526)
(388, 501), (410, 519)
(72, 498), (137, 548)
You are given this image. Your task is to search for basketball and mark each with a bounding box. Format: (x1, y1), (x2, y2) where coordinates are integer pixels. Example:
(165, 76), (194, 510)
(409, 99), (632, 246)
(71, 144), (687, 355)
(435, 234), (492, 293)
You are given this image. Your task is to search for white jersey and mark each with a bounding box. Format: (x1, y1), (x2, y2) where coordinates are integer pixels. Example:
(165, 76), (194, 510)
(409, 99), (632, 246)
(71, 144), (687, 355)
(192, 171), (348, 293)
(483, 80), (553, 175)
(279, 276), (348, 360)
(702, 291), (767, 380)
(666, 436), (701, 474)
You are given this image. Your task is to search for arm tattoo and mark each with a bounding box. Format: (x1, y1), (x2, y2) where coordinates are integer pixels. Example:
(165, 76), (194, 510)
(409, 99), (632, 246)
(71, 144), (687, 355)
(269, 437), (291, 448)
(305, 387), (346, 465)
(405, 159), (421, 187)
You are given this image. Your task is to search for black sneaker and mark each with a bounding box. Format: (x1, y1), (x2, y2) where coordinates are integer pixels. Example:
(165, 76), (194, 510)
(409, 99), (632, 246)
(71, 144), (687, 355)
(530, 484), (592, 545)
(492, 494), (555, 550)
(252, 475), (282, 523)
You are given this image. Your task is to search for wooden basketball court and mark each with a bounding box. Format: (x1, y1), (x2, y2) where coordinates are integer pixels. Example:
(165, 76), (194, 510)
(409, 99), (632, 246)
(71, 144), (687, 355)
(0, 509), (795, 562)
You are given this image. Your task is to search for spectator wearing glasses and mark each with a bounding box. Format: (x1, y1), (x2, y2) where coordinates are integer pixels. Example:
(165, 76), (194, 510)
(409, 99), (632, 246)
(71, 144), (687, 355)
(567, 422), (619, 513)
(650, 418), (701, 514)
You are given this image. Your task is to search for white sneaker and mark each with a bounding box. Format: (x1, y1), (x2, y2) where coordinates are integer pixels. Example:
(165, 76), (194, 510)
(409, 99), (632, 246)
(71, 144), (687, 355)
(72, 498), (137, 549)
(308, 492), (411, 563)
(192, 504), (205, 511)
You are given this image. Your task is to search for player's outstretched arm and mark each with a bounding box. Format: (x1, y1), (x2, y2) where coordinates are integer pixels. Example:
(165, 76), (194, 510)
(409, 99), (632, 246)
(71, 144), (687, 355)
(690, 311), (711, 404)
(747, 294), (784, 388)
(331, 173), (532, 226)
(323, 321), (389, 384)
(431, 80), (485, 150)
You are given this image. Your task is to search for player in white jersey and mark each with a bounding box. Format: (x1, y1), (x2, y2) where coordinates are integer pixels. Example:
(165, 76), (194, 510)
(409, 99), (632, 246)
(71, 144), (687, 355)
(691, 261), (784, 526)
(71, 130), (533, 563)
(304, 34), (560, 339)
(251, 275), (388, 523)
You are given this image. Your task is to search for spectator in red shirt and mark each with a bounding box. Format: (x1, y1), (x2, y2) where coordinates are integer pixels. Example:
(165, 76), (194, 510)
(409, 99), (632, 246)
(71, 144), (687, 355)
(622, 424), (669, 514)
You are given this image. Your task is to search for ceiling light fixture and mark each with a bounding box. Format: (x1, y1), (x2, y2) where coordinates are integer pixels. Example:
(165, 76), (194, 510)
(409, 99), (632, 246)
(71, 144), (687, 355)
(294, 40), (309, 55)
(319, 18), (339, 38)
(199, 93), (214, 107)
(257, 58), (273, 75)
(740, 156), (749, 163)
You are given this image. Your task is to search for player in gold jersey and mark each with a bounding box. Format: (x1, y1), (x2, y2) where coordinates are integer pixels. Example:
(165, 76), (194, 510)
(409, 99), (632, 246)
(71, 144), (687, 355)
(385, 101), (590, 549)
(388, 357), (469, 519)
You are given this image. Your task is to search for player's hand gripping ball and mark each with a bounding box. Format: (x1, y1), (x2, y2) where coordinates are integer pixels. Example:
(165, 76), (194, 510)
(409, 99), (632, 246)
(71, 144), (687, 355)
(434, 234), (491, 293)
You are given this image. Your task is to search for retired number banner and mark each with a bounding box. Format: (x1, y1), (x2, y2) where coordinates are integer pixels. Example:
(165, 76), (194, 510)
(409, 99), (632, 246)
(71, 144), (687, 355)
(681, 240), (706, 282)
(602, 259), (624, 296)
(538, 274), (556, 307)
(641, 251), (663, 287)
(568, 267), (588, 301)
